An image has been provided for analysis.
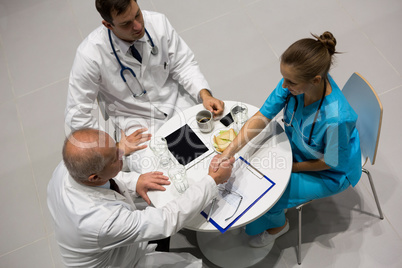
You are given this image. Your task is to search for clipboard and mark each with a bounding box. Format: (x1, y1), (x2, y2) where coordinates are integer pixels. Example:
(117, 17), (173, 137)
(201, 156), (276, 233)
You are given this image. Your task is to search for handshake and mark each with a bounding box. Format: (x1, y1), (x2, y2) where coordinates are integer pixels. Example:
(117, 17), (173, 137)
(208, 155), (235, 185)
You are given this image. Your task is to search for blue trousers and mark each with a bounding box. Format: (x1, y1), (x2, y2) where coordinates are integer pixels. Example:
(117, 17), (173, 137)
(245, 171), (351, 236)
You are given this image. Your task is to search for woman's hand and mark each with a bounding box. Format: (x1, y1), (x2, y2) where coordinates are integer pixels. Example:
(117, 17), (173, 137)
(209, 155), (235, 184)
(210, 153), (232, 172)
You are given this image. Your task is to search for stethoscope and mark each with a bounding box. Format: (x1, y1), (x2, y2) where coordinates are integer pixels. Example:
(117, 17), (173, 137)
(108, 28), (159, 98)
(283, 80), (327, 145)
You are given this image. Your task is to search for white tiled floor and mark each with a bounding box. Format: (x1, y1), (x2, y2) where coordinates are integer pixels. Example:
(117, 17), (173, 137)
(0, 0), (401, 267)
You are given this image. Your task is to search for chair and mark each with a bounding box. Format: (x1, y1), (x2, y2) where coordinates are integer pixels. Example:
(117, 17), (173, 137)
(295, 72), (384, 265)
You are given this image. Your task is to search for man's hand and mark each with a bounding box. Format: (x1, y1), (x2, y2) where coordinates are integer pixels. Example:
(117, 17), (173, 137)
(118, 128), (151, 156)
(136, 171), (171, 205)
(210, 152), (232, 172)
(208, 155), (235, 184)
(200, 89), (224, 117)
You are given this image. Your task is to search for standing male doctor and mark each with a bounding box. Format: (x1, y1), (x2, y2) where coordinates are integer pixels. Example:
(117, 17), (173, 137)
(65, 0), (224, 170)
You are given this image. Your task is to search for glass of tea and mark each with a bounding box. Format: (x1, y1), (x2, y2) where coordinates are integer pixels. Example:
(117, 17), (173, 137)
(196, 110), (214, 133)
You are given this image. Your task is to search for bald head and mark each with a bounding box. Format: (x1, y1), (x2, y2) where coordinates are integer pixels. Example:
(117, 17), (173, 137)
(64, 128), (109, 155)
(63, 129), (117, 183)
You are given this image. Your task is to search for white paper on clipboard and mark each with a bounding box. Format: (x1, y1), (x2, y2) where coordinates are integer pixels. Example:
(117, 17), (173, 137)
(202, 156), (275, 232)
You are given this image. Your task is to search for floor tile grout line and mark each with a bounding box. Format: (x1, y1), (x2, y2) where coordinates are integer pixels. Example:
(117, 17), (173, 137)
(357, 179), (402, 241)
(1, 16), (59, 263)
(14, 99), (49, 235)
(15, 77), (70, 99)
(337, 1), (401, 78)
(336, 3), (402, 103)
(46, 234), (57, 268)
(378, 84), (402, 96)
(0, 20), (69, 104)
(65, 0), (85, 41)
(0, 34), (17, 102)
(0, 236), (48, 259)
(177, 6), (244, 35)
(243, 2), (280, 60)
(360, 31), (401, 78)
(0, 1), (401, 267)
(176, 2), (280, 62)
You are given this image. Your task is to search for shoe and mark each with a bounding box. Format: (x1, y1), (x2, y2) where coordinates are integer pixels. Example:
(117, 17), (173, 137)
(248, 220), (290, 248)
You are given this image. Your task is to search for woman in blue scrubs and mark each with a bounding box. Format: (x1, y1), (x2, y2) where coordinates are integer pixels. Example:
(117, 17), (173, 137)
(216, 31), (362, 247)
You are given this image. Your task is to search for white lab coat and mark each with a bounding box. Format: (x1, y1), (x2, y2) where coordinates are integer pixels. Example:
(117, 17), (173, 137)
(47, 162), (218, 267)
(65, 10), (210, 135)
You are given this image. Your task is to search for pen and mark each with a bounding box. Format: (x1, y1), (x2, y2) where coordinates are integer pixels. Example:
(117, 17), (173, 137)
(207, 198), (216, 222)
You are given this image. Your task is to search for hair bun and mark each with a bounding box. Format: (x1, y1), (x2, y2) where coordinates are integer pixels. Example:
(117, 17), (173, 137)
(317, 31), (337, 55)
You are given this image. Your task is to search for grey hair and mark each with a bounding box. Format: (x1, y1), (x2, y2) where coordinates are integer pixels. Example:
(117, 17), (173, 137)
(62, 130), (107, 183)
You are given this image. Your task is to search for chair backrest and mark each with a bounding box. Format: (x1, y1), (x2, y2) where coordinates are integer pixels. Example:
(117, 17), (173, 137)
(342, 72), (383, 165)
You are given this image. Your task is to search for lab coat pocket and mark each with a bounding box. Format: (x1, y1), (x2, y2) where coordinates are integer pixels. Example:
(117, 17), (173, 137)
(149, 63), (169, 88)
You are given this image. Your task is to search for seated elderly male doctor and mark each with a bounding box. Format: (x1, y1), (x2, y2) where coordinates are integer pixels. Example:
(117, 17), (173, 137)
(47, 128), (234, 268)
(65, 0), (224, 170)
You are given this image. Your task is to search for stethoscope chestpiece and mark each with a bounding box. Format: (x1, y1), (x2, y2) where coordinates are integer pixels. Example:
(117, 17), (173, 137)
(145, 28), (158, 56)
(133, 90), (147, 98)
(151, 45), (158, 55)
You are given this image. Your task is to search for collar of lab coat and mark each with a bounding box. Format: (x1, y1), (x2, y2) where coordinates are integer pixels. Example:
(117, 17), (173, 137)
(67, 173), (127, 201)
(110, 30), (147, 56)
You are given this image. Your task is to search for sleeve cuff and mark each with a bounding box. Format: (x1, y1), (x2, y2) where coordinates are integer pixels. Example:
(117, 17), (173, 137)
(117, 170), (141, 198)
(203, 175), (219, 198)
(197, 89), (213, 103)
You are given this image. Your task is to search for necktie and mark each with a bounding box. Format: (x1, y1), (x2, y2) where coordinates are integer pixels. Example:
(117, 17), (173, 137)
(109, 179), (121, 194)
(130, 44), (142, 63)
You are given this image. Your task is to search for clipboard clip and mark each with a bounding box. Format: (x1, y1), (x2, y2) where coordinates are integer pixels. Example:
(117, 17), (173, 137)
(239, 156), (265, 179)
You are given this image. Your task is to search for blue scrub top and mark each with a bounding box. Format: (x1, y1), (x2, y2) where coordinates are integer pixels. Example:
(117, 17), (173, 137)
(260, 75), (362, 192)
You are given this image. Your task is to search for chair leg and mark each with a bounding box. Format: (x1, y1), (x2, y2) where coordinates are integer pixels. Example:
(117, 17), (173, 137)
(362, 168), (384, 220)
(296, 205), (302, 265)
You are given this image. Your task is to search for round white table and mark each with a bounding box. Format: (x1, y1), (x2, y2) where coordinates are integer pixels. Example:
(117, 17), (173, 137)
(142, 101), (292, 267)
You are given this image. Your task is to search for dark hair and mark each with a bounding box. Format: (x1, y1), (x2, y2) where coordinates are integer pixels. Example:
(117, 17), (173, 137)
(95, 0), (135, 25)
(281, 31), (337, 82)
(62, 129), (107, 183)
